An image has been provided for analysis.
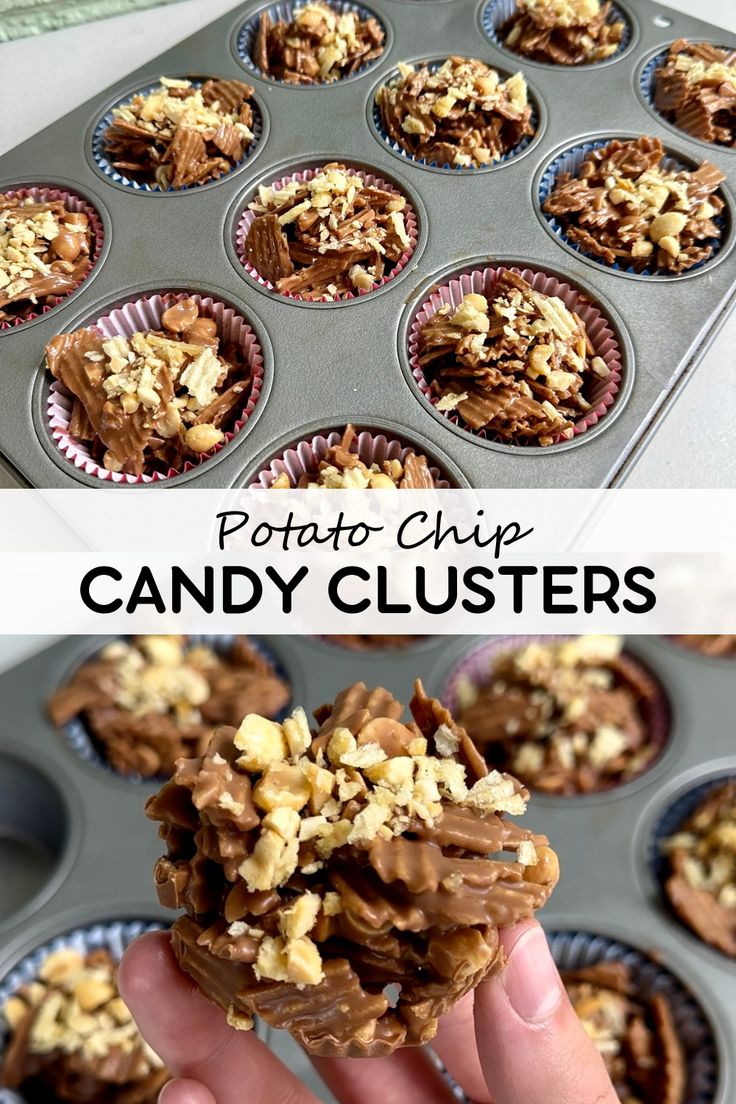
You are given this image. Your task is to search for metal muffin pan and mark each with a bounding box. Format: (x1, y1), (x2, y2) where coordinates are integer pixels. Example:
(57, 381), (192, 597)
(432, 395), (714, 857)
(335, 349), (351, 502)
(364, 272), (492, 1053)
(0, 633), (734, 1102)
(1, 0), (736, 487)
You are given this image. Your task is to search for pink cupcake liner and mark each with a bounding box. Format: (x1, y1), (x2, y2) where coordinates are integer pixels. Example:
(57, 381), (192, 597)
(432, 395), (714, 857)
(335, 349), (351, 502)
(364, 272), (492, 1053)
(46, 292), (264, 485)
(408, 265), (623, 446)
(0, 186), (104, 330)
(444, 634), (671, 785)
(250, 427), (453, 487)
(235, 166), (419, 302)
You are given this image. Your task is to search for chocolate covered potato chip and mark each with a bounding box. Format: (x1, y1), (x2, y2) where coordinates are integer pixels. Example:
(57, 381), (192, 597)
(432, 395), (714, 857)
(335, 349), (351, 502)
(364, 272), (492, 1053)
(146, 680), (558, 1056)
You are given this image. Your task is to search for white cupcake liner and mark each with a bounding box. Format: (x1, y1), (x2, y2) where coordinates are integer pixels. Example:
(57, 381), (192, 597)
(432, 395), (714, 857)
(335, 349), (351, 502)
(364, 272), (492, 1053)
(408, 265), (622, 446)
(0, 186), (104, 330)
(251, 426), (454, 486)
(539, 139), (728, 276)
(548, 930), (719, 1104)
(46, 291), (264, 484)
(91, 80), (263, 194)
(372, 59), (539, 172)
(59, 634), (292, 782)
(482, 0), (632, 66)
(236, 0), (387, 85)
(236, 165), (418, 302)
(444, 634), (671, 789)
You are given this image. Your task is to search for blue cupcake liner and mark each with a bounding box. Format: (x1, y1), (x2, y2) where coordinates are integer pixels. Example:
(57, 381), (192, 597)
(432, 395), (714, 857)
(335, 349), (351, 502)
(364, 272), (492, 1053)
(0, 919), (163, 1081)
(539, 137), (727, 277)
(236, 0), (387, 86)
(640, 46), (736, 149)
(649, 772), (735, 897)
(91, 80), (263, 193)
(482, 0), (631, 66)
(60, 634), (292, 783)
(372, 58), (539, 172)
(548, 930), (720, 1104)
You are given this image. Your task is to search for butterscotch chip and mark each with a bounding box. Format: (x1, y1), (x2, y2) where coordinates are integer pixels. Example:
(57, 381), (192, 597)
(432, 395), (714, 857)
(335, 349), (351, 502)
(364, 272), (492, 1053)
(501, 0), (625, 65)
(47, 635), (290, 779)
(543, 136), (725, 275)
(0, 945), (169, 1103)
(456, 636), (665, 796)
(102, 77), (256, 190)
(146, 679), (558, 1056)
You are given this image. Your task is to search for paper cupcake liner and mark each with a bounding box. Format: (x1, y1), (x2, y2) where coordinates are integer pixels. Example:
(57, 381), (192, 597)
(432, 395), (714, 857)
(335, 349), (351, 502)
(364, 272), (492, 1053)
(59, 634), (292, 783)
(236, 0), (387, 85)
(482, 0), (632, 65)
(539, 139), (728, 276)
(408, 265), (622, 445)
(91, 80), (263, 193)
(547, 930), (719, 1104)
(650, 771), (736, 909)
(250, 426), (455, 486)
(0, 186), (104, 331)
(236, 165), (418, 301)
(640, 46), (736, 150)
(443, 634), (671, 791)
(0, 919), (164, 1080)
(46, 291), (264, 484)
(372, 59), (539, 171)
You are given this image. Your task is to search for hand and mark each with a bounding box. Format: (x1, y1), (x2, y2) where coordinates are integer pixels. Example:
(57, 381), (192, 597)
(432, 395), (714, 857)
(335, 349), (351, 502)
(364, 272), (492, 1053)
(119, 919), (618, 1104)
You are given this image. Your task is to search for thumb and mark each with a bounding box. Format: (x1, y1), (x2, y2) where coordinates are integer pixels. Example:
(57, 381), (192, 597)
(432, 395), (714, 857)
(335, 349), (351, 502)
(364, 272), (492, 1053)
(475, 921), (618, 1104)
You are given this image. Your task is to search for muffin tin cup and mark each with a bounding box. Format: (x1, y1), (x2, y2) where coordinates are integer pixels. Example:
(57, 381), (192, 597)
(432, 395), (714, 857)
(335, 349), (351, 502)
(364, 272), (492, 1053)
(442, 633), (672, 797)
(235, 0), (390, 87)
(0, 918), (164, 1096)
(538, 137), (730, 279)
(407, 264), (623, 448)
(90, 78), (264, 194)
(0, 749), (79, 935)
(46, 291), (265, 485)
(369, 56), (543, 172)
(649, 770), (736, 960)
(57, 634), (293, 783)
(480, 0), (634, 69)
(249, 425), (456, 486)
(0, 187), (104, 331)
(547, 929), (720, 1104)
(638, 44), (736, 155)
(234, 164), (419, 302)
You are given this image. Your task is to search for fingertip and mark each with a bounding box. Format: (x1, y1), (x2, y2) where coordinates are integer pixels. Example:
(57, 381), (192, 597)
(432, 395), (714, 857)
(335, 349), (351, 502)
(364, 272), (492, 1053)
(119, 931), (174, 1004)
(159, 1077), (217, 1104)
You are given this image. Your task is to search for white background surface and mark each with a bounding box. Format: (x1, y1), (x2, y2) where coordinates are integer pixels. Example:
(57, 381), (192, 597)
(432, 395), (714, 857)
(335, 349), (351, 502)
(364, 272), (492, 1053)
(0, 0), (735, 495)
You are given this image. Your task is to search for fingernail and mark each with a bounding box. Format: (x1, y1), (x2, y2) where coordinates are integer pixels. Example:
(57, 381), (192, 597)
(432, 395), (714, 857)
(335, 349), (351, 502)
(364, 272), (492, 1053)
(502, 925), (563, 1024)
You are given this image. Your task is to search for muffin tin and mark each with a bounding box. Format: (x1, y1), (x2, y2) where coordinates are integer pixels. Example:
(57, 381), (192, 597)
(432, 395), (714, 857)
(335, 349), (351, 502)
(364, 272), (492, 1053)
(1, 0), (736, 487)
(0, 634), (734, 1102)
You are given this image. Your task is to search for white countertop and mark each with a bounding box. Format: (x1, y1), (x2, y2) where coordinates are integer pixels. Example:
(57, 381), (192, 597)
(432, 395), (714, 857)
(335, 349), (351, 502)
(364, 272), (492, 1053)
(1, 0), (735, 489)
